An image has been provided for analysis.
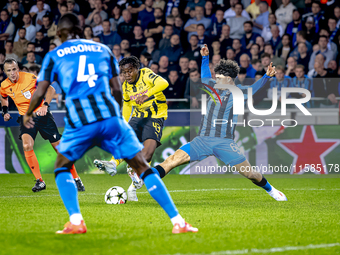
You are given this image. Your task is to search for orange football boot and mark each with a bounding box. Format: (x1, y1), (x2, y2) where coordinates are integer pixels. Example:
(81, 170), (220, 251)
(56, 220), (87, 234)
(172, 222), (198, 234)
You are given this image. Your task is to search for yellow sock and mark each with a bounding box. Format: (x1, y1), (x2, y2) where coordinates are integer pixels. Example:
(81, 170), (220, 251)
(110, 156), (123, 166)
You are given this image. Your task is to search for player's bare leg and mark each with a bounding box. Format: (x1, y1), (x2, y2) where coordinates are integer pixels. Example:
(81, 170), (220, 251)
(54, 153), (87, 234)
(127, 139), (158, 201)
(22, 134), (45, 192)
(234, 160), (287, 201)
(159, 149), (190, 175)
(125, 151), (198, 234)
(51, 140), (85, 192)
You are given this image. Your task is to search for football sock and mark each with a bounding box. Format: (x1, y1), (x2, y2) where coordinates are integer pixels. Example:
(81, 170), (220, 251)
(111, 156), (123, 166)
(170, 214), (186, 228)
(70, 165), (79, 179)
(55, 168), (81, 217)
(252, 176), (272, 192)
(140, 168), (179, 220)
(24, 150), (42, 180)
(70, 213), (83, 225)
(154, 165), (166, 178)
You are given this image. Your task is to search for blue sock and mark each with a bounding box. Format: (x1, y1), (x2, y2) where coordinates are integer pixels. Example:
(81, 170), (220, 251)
(253, 176), (272, 192)
(55, 168), (80, 216)
(141, 168), (179, 219)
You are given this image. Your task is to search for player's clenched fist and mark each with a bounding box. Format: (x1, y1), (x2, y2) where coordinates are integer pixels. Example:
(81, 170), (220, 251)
(200, 44), (209, 56)
(3, 113), (11, 121)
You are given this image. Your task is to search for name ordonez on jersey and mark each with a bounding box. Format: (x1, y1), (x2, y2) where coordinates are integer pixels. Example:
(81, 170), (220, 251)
(56, 44), (103, 57)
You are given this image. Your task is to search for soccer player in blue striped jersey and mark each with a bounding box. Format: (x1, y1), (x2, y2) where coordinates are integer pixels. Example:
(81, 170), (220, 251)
(23, 13), (198, 234)
(153, 44), (287, 202)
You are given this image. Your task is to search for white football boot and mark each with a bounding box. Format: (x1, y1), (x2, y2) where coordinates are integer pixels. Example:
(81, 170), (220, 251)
(93, 159), (117, 176)
(267, 187), (287, 201)
(127, 165), (144, 201)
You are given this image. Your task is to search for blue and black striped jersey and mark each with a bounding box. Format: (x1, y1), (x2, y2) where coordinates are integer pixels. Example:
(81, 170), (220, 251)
(37, 39), (120, 128)
(199, 56), (271, 139)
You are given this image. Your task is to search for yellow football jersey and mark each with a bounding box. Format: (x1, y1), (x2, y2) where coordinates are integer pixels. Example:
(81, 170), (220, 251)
(122, 68), (168, 120)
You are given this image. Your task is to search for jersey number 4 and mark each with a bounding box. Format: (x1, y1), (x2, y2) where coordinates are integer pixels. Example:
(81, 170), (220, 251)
(77, 55), (98, 87)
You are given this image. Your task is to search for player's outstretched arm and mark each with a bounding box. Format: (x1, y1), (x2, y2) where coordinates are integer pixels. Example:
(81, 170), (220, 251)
(200, 44), (212, 79)
(109, 77), (122, 108)
(136, 73), (169, 105)
(23, 80), (50, 128)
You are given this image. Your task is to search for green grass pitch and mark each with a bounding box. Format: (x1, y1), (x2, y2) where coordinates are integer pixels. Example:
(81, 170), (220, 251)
(0, 174), (339, 255)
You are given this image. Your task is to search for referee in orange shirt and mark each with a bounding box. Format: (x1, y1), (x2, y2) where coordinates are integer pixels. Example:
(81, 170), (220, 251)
(1, 58), (85, 192)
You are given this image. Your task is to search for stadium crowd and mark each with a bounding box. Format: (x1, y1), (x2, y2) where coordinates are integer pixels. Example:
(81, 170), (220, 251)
(1, 0), (340, 109)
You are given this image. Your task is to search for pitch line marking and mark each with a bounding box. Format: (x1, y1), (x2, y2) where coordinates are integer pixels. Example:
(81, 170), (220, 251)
(0, 188), (339, 198)
(171, 242), (340, 255)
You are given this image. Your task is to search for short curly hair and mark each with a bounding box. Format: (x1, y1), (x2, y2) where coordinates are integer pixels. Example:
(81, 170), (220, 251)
(119, 56), (140, 70)
(214, 59), (240, 79)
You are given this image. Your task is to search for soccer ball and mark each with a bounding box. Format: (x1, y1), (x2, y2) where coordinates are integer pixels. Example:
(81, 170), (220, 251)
(105, 186), (127, 204)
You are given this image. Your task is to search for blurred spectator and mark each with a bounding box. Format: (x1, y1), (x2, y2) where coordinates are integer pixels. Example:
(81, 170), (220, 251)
(301, 1), (325, 34)
(254, 70), (265, 81)
(113, 44), (123, 63)
(158, 55), (169, 78)
(92, 13), (104, 36)
(4, 41), (19, 61)
(40, 15), (52, 38)
(204, 1), (214, 18)
(275, 0), (296, 31)
(211, 9), (227, 37)
(211, 40), (221, 57)
(48, 4), (68, 45)
(292, 65), (314, 99)
(29, 0), (51, 16)
(21, 43), (43, 65)
(67, 0), (79, 15)
(285, 10), (301, 44)
(304, 16), (316, 44)
(4, 0), (25, 14)
(224, 0), (250, 21)
(319, 29), (337, 59)
(260, 52), (271, 71)
(253, 2), (270, 34)
(98, 19), (122, 50)
(159, 24), (173, 50)
(28, 65), (41, 76)
(246, 0), (272, 21)
(232, 39), (244, 64)
(184, 6), (211, 41)
(9, 0), (24, 30)
(240, 21), (260, 50)
(308, 35), (335, 71)
(251, 59), (263, 71)
(235, 67), (253, 85)
(49, 43), (56, 52)
(85, 0), (108, 26)
(150, 62), (159, 73)
(212, 54), (221, 67)
(0, 10), (15, 48)
(33, 0), (48, 32)
(188, 59), (199, 70)
(165, 0), (179, 17)
(250, 43), (260, 60)
(184, 68), (202, 109)
(141, 37), (161, 63)
(164, 70), (185, 98)
(269, 25), (282, 53)
(328, 17), (338, 43)
(296, 42), (310, 72)
(14, 14), (36, 43)
(0, 50), (5, 64)
(120, 39), (130, 57)
(144, 8), (165, 45)
(240, 53), (256, 78)
(178, 56), (189, 85)
(171, 7), (180, 18)
(290, 30), (312, 58)
(276, 34), (291, 62)
(138, 0), (155, 30)
(184, 0), (205, 15)
(229, 4), (248, 39)
(13, 28), (29, 61)
(78, 14), (85, 29)
(226, 48), (235, 61)
(184, 35), (200, 61)
(161, 34), (183, 66)
(110, 6), (124, 32)
(196, 24), (212, 48)
(51, 0), (67, 24)
(219, 25), (233, 58)
(313, 61), (338, 104)
(140, 52), (153, 68)
(307, 53), (325, 78)
(93, 36), (101, 43)
(130, 25), (146, 57)
(261, 14), (284, 42)
(334, 6), (340, 28)
(24, 52), (41, 69)
(286, 56), (297, 78)
(153, 0), (166, 11)
(268, 65), (291, 99)
(117, 9), (137, 40)
(83, 25), (94, 40)
(255, 36), (265, 53)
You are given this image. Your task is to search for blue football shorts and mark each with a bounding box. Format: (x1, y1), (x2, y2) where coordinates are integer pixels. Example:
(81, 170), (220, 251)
(180, 136), (246, 166)
(57, 116), (144, 162)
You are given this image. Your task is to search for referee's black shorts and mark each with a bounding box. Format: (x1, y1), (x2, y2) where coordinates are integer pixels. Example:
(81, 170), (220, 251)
(18, 111), (61, 143)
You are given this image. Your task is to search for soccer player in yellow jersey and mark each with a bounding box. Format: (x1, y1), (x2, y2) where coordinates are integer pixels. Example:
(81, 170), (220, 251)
(94, 56), (169, 201)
